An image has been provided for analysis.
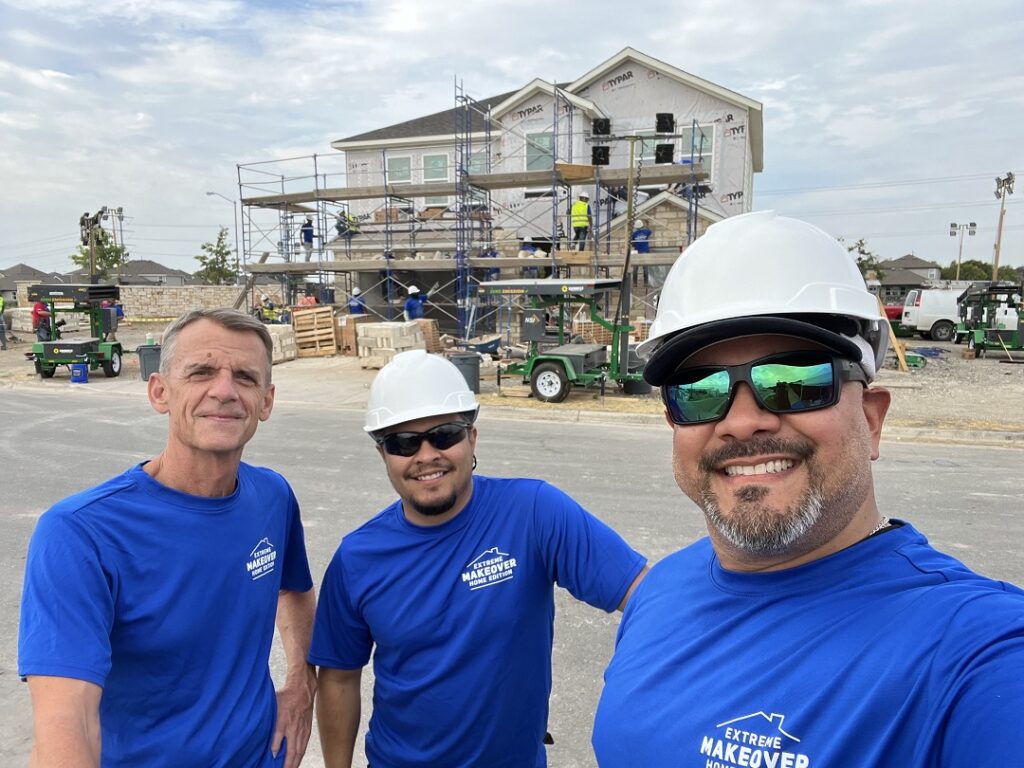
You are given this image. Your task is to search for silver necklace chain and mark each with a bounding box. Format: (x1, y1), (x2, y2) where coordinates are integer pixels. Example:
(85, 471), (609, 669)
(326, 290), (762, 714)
(868, 516), (891, 537)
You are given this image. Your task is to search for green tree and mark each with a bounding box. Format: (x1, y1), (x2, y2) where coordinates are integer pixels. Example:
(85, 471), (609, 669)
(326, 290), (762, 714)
(941, 260), (1020, 282)
(840, 237), (884, 280)
(194, 227), (238, 285)
(70, 228), (128, 280)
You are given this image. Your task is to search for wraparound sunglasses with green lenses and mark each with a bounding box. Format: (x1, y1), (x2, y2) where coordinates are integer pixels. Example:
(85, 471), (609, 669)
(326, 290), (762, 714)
(661, 351), (868, 426)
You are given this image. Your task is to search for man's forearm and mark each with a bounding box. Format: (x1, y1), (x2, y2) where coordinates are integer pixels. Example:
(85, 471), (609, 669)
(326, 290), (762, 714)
(277, 588), (316, 685)
(28, 676), (102, 768)
(317, 668), (362, 768)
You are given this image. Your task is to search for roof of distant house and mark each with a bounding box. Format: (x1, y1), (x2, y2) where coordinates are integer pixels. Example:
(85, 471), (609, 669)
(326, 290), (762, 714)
(878, 254), (941, 270)
(64, 259), (194, 281)
(879, 268), (929, 286)
(0, 263), (67, 291)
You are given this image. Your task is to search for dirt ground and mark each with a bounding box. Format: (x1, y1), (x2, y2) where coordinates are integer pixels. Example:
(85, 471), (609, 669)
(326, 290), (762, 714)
(2, 322), (1022, 436)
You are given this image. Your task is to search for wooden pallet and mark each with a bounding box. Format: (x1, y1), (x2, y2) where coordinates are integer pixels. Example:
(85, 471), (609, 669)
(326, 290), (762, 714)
(292, 306), (337, 357)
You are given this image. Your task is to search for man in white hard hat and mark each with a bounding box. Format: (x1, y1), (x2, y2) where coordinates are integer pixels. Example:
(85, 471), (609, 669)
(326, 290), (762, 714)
(592, 211), (1024, 766)
(402, 284), (428, 321)
(311, 349), (647, 768)
(571, 191), (592, 251)
(347, 286), (366, 315)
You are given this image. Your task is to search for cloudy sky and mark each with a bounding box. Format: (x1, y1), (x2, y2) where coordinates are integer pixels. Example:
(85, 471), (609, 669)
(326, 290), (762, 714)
(2, 0), (1022, 276)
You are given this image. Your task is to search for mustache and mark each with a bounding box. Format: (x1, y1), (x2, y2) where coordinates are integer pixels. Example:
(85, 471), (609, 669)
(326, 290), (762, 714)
(699, 437), (815, 473)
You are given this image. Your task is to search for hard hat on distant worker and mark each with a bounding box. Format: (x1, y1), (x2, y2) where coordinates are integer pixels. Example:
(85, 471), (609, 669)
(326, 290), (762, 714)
(638, 211), (888, 386)
(408, 285), (420, 295)
(352, 287), (361, 296)
(636, 219), (645, 228)
(364, 350), (479, 433)
(579, 192), (590, 199)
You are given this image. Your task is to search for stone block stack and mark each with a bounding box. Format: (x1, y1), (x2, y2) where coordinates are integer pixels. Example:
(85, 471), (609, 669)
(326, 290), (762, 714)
(266, 325), (297, 364)
(357, 321), (426, 369)
(336, 314), (374, 356)
(414, 319), (442, 353)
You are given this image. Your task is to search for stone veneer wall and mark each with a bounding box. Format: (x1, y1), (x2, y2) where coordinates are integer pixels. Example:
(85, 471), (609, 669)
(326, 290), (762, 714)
(14, 282), (282, 321)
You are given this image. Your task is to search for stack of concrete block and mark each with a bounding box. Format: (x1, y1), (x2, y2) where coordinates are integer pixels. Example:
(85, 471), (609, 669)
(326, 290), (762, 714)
(632, 319), (653, 342)
(573, 319), (614, 345)
(357, 321), (426, 369)
(266, 325), (297, 364)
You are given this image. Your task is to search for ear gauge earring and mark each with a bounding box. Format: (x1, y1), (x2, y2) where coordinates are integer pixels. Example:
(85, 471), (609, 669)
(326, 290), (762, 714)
(472, 455), (478, 471)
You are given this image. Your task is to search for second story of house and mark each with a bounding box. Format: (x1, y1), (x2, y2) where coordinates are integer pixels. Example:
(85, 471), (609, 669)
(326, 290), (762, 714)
(330, 47), (763, 227)
(878, 254), (943, 282)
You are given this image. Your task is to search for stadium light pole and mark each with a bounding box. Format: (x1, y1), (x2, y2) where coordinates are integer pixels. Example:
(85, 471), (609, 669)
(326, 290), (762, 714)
(949, 221), (976, 281)
(992, 172), (1015, 282)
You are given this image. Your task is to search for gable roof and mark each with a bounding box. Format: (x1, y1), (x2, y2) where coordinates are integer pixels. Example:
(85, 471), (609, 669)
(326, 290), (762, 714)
(0, 263), (67, 291)
(879, 268), (929, 286)
(568, 47), (764, 172)
(878, 254), (941, 270)
(64, 259), (193, 281)
(332, 88), (519, 150)
(490, 79), (600, 122)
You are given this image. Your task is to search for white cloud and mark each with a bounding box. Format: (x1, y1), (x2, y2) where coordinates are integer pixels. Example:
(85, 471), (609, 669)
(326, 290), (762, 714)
(0, 0), (1022, 273)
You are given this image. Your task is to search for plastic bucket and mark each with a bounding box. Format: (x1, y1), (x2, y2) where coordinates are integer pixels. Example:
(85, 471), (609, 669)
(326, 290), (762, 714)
(70, 363), (89, 384)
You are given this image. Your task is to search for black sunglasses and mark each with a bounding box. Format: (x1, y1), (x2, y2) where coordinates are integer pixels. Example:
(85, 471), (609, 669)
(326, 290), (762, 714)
(662, 351), (868, 426)
(375, 422), (471, 457)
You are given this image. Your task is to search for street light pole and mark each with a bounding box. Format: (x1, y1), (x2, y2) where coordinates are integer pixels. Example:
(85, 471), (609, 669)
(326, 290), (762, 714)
(949, 221), (976, 281)
(992, 172), (1015, 282)
(206, 191), (241, 278)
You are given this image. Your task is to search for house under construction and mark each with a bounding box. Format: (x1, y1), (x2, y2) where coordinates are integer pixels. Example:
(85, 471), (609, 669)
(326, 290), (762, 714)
(239, 47), (763, 337)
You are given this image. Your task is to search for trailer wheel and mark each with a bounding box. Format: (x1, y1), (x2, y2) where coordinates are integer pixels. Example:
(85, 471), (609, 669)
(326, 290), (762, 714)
(101, 350), (122, 378)
(930, 320), (955, 343)
(622, 379), (652, 395)
(531, 362), (570, 403)
(37, 362), (56, 379)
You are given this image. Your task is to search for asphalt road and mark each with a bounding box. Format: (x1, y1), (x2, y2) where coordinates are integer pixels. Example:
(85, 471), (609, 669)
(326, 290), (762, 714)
(1, 388), (1022, 767)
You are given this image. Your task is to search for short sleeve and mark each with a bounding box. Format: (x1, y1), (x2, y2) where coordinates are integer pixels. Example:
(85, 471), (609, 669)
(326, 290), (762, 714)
(18, 512), (115, 686)
(308, 550), (373, 669)
(936, 593), (1024, 765)
(278, 482), (313, 593)
(530, 482), (646, 613)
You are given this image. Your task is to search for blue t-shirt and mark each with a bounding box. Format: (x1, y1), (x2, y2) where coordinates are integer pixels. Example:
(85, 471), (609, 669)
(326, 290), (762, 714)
(348, 297), (367, 314)
(311, 475), (646, 768)
(19, 463), (313, 767)
(630, 227), (651, 253)
(593, 523), (1024, 767)
(300, 221), (313, 244)
(404, 294), (426, 320)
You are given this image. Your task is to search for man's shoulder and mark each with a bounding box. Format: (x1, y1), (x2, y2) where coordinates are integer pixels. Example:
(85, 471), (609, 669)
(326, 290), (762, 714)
(239, 462), (291, 494)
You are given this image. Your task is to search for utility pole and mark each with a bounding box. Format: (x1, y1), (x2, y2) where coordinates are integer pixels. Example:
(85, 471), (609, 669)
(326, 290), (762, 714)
(949, 221), (976, 281)
(992, 172), (1015, 281)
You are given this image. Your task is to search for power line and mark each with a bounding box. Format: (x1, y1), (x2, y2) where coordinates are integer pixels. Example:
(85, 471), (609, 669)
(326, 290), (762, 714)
(781, 198), (1022, 218)
(757, 171), (1020, 196)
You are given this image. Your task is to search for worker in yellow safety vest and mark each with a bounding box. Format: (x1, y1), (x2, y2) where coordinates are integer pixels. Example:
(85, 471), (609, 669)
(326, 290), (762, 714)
(571, 192), (592, 251)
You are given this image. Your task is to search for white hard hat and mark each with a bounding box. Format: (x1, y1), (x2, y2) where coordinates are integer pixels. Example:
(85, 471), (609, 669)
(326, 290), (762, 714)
(579, 192), (590, 199)
(636, 219), (645, 227)
(260, 293), (269, 301)
(640, 211), (887, 385)
(408, 285), (420, 294)
(352, 287), (361, 296)
(365, 350), (479, 432)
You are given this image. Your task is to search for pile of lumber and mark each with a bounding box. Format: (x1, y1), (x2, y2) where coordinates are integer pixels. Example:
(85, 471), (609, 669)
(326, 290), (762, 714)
(573, 320), (614, 345)
(291, 306), (337, 358)
(358, 321), (426, 369)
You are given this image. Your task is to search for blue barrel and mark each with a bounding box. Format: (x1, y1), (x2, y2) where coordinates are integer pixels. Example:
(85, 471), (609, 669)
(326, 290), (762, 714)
(70, 363), (89, 383)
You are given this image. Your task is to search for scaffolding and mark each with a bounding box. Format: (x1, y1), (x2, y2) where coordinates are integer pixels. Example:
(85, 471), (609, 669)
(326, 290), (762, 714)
(236, 82), (711, 340)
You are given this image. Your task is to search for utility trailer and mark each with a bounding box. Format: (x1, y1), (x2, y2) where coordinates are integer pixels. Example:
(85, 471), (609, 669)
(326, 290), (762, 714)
(28, 284), (123, 379)
(480, 277), (651, 402)
(954, 281), (1023, 356)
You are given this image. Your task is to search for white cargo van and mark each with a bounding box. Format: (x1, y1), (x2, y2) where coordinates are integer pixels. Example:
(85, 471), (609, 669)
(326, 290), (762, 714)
(902, 289), (959, 341)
